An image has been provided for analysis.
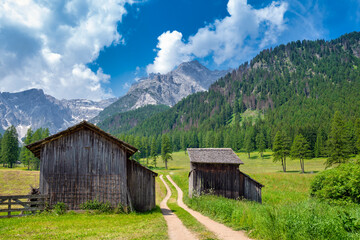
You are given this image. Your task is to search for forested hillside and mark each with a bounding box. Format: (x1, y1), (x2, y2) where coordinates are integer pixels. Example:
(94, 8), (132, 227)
(114, 32), (360, 159)
(97, 104), (169, 135)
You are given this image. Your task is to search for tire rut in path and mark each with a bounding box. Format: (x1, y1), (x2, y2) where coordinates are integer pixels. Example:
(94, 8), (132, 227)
(166, 175), (252, 240)
(159, 175), (198, 240)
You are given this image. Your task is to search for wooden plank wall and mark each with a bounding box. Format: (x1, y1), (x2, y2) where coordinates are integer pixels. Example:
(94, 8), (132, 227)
(189, 164), (262, 203)
(126, 160), (156, 212)
(189, 163), (241, 199)
(239, 171), (262, 203)
(40, 128), (128, 209)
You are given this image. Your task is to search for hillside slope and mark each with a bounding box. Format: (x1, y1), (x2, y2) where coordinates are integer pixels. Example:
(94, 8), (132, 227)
(128, 32), (360, 139)
(97, 104), (170, 135)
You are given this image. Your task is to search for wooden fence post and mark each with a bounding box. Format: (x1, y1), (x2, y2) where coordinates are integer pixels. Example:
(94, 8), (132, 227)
(8, 198), (11, 218)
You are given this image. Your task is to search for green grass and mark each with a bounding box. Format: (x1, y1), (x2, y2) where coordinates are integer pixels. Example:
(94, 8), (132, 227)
(0, 168), (39, 195)
(165, 151), (360, 240)
(2, 150), (360, 240)
(0, 210), (167, 239)
(0, 168), (167, 239)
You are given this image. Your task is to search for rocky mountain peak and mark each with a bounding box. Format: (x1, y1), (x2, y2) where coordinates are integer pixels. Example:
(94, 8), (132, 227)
(0, 90), (116, 139)
(93, 60), (230, 123)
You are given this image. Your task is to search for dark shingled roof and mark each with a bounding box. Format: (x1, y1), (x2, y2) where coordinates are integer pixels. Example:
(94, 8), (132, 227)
(26, 120), (138, 158)
(187, 148), (244, 165)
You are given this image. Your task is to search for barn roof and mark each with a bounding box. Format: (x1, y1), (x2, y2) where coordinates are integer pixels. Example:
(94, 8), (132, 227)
(26, 120), (138, 158)
(187, 148), (244, 165)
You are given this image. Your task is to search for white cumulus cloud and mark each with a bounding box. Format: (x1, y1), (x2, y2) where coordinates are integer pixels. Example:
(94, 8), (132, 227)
(147, 0), (288, 74)
(0, 0), (134, 100)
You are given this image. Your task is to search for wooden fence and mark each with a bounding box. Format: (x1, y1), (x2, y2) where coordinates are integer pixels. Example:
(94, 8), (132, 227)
(0, 195), (48, 218)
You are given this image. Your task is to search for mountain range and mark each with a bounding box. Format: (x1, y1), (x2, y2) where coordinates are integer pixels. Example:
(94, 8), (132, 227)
(92, 60), (228, 123)
(0, 60), (228, 139)
(0, 89), (116, 138)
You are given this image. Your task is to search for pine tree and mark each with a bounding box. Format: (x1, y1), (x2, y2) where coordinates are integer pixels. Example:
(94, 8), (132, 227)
(223, 129), (232, 148)
(20, 128), (33, 170)
(325, 111), (351, 168)
(30, 128), (50, 170)
(132, 136), (141, 162)
(244, 128), (255, 158)
(291, 134), (310, 173)
(1, 126), (19, 168)
(256, 130), (266, 157)
(180, 133), (187, 153)
(150, 137), (157, 168)
(355, 118), (360, 154)
(161, 135), (172, 170)
(345, 120), (356, 154)
(272, 131), (291, 172)
(214, 132), (223, 148)
(314, 128), (324, 158)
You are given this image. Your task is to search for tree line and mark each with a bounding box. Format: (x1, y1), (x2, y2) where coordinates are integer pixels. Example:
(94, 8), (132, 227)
(0, 126), (49, 170)
(118, 110), (360, 172)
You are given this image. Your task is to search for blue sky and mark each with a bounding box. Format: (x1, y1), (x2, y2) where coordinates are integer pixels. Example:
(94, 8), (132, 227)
(0, 0), (359, 100)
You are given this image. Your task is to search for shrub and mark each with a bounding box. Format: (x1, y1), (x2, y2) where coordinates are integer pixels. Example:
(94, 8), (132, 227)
(114, 203), (131, 214)
(310, 163), (360, 204)
(53, 202), (68, 215)
(80, 199), (113, 213)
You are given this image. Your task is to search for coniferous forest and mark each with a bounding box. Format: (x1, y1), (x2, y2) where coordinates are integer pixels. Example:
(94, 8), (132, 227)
(98, 32), (360, 166)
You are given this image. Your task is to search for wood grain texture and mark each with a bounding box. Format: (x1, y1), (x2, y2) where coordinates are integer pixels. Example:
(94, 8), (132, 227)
(38, 127), (156, 211)
(189, 163), (263, 203)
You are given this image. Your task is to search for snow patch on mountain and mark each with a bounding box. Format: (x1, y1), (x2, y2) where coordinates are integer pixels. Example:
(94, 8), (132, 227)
(0, 89), (116, 139)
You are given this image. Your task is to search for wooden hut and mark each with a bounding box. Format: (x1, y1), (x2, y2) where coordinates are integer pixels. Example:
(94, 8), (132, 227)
(26, 121), (157, 211)
(188, 148), (263, 203)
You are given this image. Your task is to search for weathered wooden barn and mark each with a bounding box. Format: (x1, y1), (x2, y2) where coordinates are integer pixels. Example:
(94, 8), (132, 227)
(26, 121), (157, 211)
(188, 148), (263, 203)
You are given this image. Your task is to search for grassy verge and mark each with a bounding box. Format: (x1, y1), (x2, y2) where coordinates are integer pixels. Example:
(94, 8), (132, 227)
(0, 210), (167, 240)
(186, 195), (360, 240)
(171, 169), (360, 240)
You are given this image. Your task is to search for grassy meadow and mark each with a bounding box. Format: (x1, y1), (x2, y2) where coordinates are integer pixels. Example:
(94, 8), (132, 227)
(0, 167), (167, 239)
(150, 150), (360, 239)
(1, 150), (360, 239)
(0, 167), (39, 195)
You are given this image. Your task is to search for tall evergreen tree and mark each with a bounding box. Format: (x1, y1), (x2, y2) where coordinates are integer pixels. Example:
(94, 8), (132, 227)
(291, 134), (310, 173)
(272, 131), (291, 172)
(20, 128), (34, 170)
(1, 126), (19, 168)
(325, 111), (351, 168)
(256, 130), (266, 157)
(180, 133), (187, 153)
(314, 128), (324, 158)
(150, 137), (157, 168)
(355, 118), (360, 154)
(223, 129), (232, 148)
(132, 136), (141, 162)
(161, 135), (172, 170)
(30, 128), (50, 170)
(345, 120), (356, 154)
(244, 127), (255, 158)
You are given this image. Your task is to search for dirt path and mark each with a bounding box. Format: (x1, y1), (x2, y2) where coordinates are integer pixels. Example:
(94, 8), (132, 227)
(166, 175), (252, 240)
(159, 175), (198, 240)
